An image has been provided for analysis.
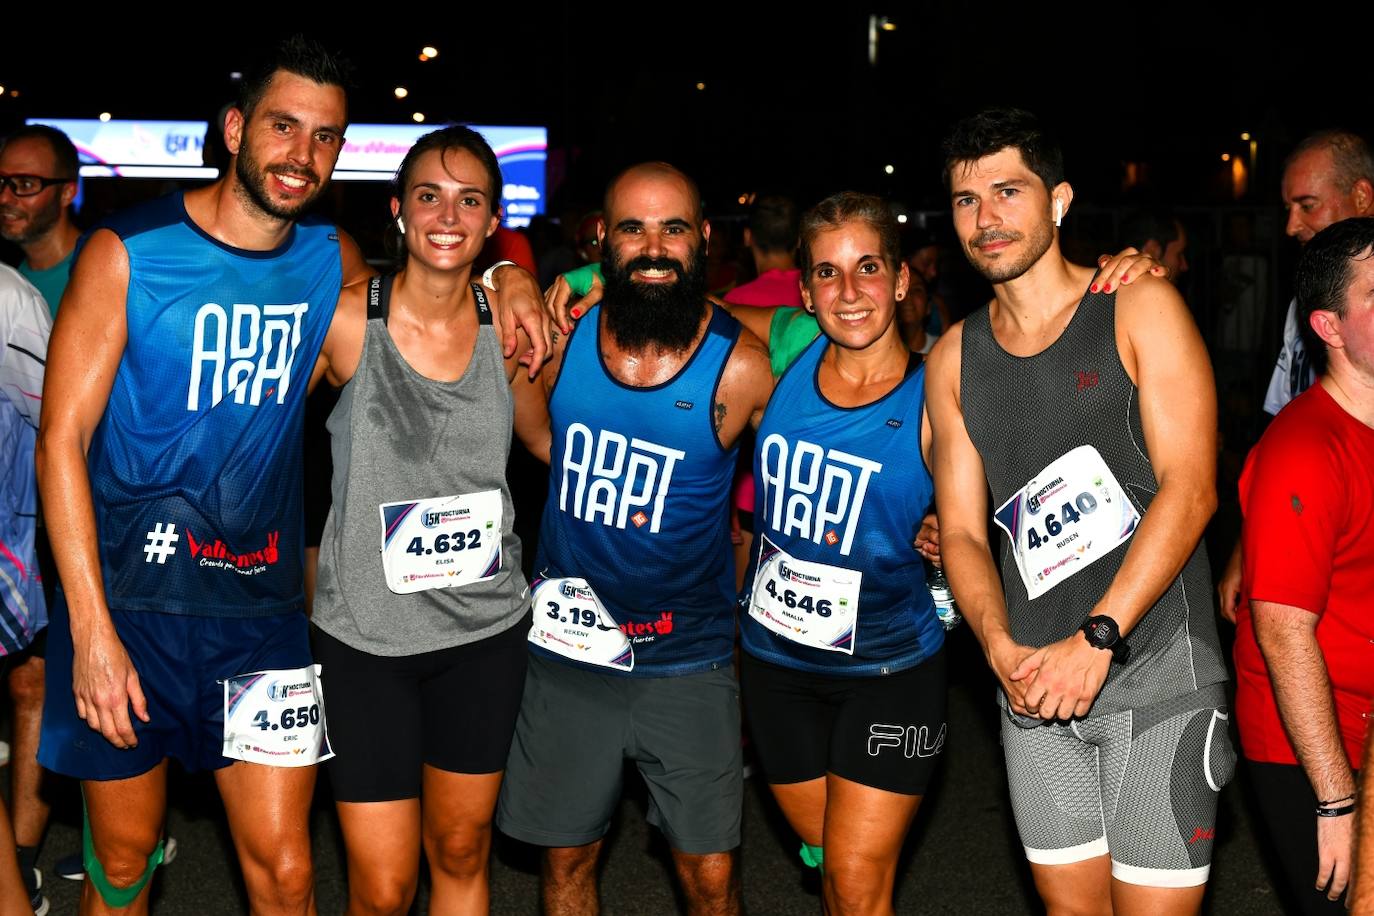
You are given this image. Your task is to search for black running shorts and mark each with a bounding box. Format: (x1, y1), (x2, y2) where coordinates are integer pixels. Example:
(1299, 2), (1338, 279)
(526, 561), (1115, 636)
(740, 648), (947, 796)
(312, 615), (528, 802)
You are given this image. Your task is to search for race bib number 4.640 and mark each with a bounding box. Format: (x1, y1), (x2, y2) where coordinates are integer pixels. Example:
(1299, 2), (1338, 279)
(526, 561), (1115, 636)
(380, 491), (503, 595)
(223, 665), (333, 767)
(993, 446), (1141, 600)
(749, 536), (861, 654)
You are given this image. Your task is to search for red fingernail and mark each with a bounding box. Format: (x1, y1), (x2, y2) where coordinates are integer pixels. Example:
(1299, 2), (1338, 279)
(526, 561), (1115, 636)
(571, 308), (581, 319)
(1090, 284), (1098, 293)
(1121, 273), (1129, 282)
(1104, 283), (1113, 292)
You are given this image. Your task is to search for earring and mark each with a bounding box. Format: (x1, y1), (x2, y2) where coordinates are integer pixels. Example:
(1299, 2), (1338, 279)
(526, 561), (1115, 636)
(397, 216), (406, 234)
(1054, 200), (1063, 228)
(896, 292), (905, 300)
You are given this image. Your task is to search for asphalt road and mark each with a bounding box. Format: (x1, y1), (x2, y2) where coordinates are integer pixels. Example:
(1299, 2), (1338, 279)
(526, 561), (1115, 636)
(18, 627), (1289, 915)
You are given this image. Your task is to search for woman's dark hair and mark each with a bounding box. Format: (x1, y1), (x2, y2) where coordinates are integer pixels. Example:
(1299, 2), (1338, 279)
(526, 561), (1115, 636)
(393, 125), (503, 211)
(388, 126), (504, 260)
(798, 192), (901, 277)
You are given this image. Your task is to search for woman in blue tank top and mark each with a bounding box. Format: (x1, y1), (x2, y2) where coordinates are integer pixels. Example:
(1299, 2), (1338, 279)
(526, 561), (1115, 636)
(739, 192), (947, 914)
(307, 126), (543, 915)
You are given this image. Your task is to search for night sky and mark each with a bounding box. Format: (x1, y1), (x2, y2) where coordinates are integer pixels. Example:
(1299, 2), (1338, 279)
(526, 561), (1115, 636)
(2, 11), (1365, 215)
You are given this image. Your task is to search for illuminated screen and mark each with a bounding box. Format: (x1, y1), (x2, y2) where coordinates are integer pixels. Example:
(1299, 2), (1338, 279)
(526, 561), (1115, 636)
(29, 119), (547, 228)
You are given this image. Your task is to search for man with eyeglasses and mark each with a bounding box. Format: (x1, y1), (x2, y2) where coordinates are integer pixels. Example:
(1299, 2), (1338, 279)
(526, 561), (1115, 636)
(0, 123), (81, 915)
(0, 126), (81, 317)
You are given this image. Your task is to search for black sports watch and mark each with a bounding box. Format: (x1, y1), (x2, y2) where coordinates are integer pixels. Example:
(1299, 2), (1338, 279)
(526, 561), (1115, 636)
(1080, 615), (1130, 664)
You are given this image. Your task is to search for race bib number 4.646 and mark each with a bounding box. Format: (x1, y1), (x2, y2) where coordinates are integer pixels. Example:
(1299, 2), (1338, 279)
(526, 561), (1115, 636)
(749, 536), (861, 654)
(223, 665), (333, 767)
(380, 491), (503, 595)
(993, 446), (1140, 600)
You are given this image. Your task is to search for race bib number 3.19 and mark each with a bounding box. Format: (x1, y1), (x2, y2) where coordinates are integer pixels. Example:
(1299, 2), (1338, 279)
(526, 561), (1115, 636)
(749, 535), (862, 654)
(528, 577), (634, 671)
(993, 445), (1141, 600)
(380, 491), (503, 595)
(223, 665), (333, 767)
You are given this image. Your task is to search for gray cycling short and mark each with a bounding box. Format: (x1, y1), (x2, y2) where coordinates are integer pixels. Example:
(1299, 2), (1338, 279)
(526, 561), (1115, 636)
(1001, 685), (1235, 888)
(496, 653), (743, 855)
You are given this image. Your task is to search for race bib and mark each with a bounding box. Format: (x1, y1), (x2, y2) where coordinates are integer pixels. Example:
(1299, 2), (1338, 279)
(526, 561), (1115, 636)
(749, 535), (861, 654)
(223, 665), (333, 766)
(993, 445), (1140, 600)
(380, 491), (503, 595)
(528, 577), (634, 671)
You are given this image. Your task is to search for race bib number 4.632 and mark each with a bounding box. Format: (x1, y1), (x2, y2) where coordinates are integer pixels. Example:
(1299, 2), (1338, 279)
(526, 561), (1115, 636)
(528, 577), (634, 671)
(223, 665), (333, 767)
(749, 536), (861, 654)
(380, 491), (503, 595)
(993, 446), (1141, 600)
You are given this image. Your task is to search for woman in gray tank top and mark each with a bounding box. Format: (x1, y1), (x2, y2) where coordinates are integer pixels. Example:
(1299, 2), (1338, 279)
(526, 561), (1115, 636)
(307, 126), (545, 915)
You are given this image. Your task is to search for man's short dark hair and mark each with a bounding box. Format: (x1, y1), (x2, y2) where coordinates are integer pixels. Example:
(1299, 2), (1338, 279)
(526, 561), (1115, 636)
(1119, 208), (1180, 253)
(1, 124), (79, 180)
(237, 35), (354, 122)
(748, 194), (800, 255)
(1285, 129), (1374, 193)
(1294, 216), (1374, 372)
(941, 107), (1064, 193)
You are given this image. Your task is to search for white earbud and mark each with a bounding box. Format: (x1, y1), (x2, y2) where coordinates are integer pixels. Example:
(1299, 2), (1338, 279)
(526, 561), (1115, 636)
(1054, 199), (1063, 227)
(396, 216), (406, 234)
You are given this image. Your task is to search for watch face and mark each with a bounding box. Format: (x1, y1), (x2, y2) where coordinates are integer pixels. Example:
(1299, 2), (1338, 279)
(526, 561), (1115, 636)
(1091, 622), (1111, 641)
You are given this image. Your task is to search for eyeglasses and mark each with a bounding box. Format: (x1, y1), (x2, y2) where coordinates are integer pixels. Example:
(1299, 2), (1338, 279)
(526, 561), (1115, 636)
(0, 174), (73, 198)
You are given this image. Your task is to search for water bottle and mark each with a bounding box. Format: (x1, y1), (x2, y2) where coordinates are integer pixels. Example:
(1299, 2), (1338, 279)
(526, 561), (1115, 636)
(926, 560), (962, 630)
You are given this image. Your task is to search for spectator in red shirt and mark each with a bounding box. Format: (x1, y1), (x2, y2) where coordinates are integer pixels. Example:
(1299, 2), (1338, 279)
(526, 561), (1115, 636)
(1235, 216), (1374, 914)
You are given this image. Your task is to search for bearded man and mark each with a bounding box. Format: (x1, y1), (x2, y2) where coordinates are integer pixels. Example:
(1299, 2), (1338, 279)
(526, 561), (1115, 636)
(496, 161), (772, 916)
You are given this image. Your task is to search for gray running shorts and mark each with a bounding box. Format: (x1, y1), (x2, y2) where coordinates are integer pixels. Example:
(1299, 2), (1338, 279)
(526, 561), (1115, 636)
(496, 652), (743, 855)
(1001, 685), (1235, 887)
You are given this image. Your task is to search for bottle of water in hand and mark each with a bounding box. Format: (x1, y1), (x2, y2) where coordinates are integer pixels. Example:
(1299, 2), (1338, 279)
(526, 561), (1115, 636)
(926, 560), (961, 631)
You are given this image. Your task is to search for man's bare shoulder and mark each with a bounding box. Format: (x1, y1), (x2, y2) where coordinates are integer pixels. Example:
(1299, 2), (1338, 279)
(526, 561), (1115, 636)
(926, 319), (965, 388)
(1113, 272), (1188, 322)
(727, 325), (772, 385)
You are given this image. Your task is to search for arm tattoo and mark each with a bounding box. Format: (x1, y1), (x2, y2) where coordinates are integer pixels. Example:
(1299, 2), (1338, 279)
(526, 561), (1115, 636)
(714, 402), (727, 434)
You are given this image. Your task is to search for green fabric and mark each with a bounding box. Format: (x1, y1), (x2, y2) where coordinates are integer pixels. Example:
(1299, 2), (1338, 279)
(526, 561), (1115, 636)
(768, 308), (821, 377)
(799, 842), (824, 870)
(19, 251), (74, 317)
(563, 262), (604, 299)
(83, 795), (164, 908)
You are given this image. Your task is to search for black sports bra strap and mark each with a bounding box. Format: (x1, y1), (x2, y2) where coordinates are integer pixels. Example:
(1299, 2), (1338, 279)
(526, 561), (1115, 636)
(367, 274), (394, 324)
(472, 283), (493, 326)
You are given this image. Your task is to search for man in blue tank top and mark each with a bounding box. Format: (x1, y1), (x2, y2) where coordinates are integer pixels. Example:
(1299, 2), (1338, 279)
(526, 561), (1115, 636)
(926, 109), (1231, 913)
(497, 162), (773, 916)
(33, 38), (366, 915)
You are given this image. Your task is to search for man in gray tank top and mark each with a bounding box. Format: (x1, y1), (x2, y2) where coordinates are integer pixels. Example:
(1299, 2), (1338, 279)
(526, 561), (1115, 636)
(926, 108), (1232, 913)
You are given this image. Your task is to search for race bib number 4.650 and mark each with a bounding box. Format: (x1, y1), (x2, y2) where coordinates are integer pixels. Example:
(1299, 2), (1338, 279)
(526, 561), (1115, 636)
(380, 491), (502, 595)
(223, 665), (333, 767)
(993, 446), (1141, 600)
(528, 577), (634, 671)
(749, 536), (861, 654)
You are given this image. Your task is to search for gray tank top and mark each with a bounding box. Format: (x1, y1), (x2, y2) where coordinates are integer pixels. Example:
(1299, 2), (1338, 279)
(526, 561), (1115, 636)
(313, 275), (528, 656)
(960, 289), (1226, 715)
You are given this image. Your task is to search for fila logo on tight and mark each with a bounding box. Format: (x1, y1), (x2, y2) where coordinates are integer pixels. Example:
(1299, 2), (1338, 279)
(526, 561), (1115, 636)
(868, 723), (946, 758)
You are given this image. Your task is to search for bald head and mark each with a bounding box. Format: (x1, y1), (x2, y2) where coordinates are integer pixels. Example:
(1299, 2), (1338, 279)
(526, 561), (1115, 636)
(603, 162), (703, 227)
